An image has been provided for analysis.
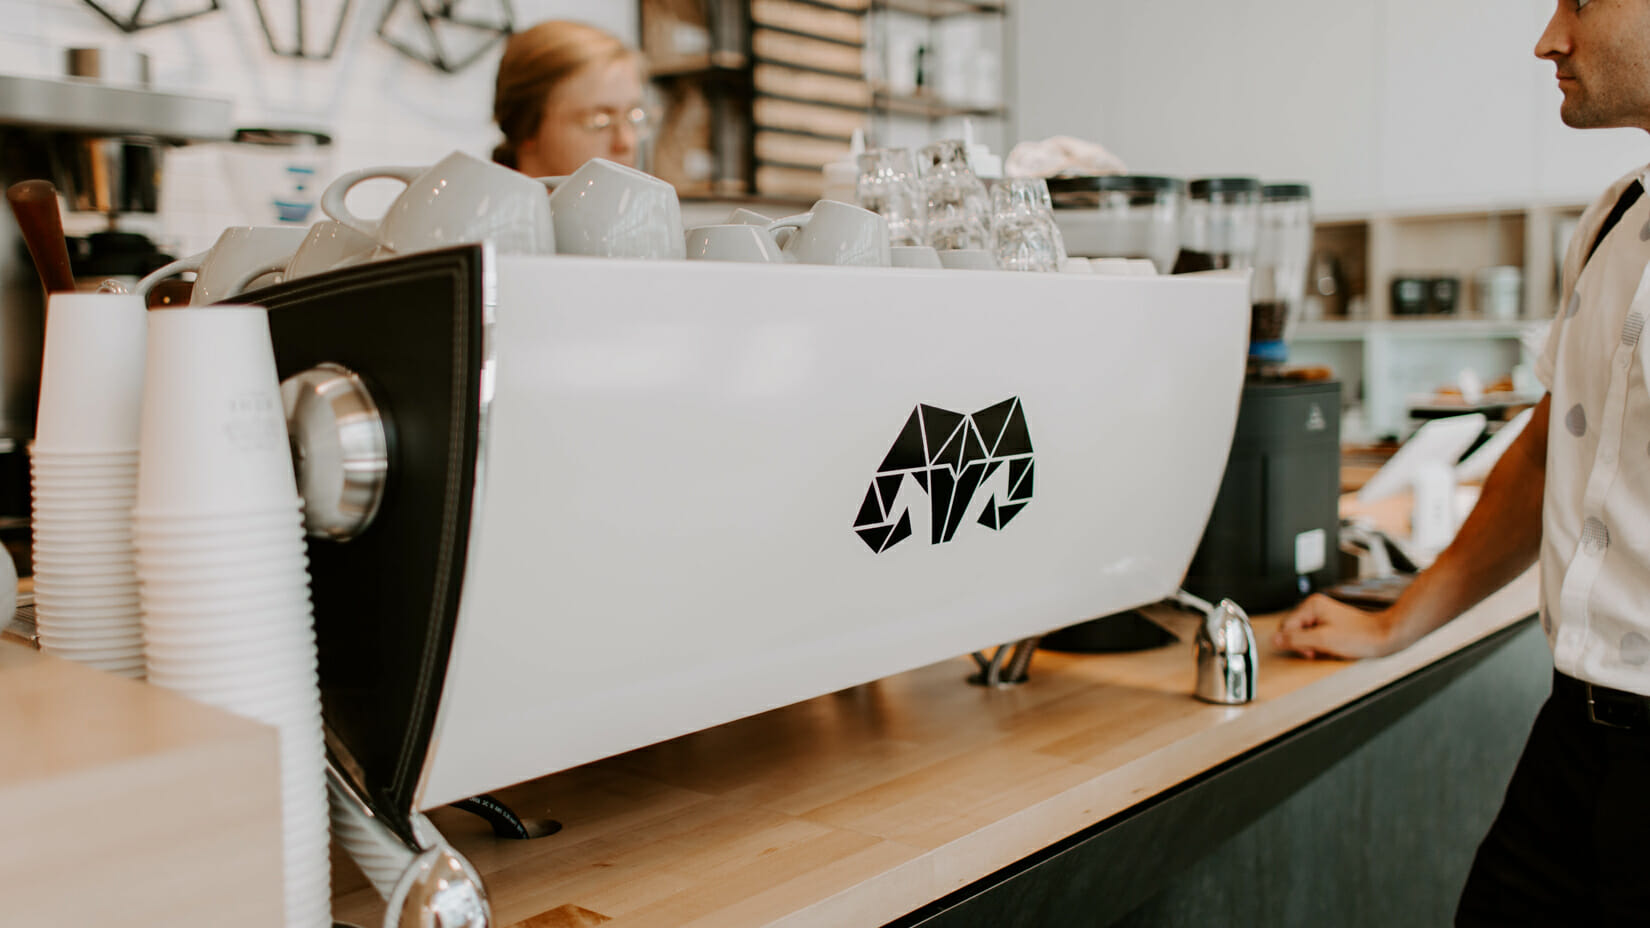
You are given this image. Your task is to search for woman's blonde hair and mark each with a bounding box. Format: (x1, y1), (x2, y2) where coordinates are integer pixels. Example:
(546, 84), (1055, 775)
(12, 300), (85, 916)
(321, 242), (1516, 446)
(493, 20), (640, 168)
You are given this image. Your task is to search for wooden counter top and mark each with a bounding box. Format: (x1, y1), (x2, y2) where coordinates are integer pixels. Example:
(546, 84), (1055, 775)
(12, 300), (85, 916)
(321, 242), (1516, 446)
(331, 570), (1538, 928)
(1, 641), (283, 926)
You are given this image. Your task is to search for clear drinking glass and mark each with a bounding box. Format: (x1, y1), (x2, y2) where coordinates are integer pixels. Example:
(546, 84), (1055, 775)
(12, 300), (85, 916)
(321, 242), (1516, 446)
(856, 148), (926, 247)
(917, 139), (991, 251)
(990, 178), (1063, 272)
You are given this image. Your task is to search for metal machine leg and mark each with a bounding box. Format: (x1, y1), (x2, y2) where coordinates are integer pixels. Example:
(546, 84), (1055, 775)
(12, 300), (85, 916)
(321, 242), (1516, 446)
(968, 635), (1043, 687)
(327, 761), (492, 928)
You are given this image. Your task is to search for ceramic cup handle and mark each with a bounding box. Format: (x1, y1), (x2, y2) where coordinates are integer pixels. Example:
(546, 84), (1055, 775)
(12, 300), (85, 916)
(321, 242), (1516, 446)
(135, 251), (207, 296)
(320, 166), (423, 237)
(765, 213), (811, 251)
(218, 254), (296, 301)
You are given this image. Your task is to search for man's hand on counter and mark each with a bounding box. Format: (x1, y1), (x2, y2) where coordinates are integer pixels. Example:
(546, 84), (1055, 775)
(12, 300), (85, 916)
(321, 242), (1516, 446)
(1275, 594), (1404, 660)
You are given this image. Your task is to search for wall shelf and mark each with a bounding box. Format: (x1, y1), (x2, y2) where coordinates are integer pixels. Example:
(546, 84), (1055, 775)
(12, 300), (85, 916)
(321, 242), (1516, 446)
(1289, 200), (1586, 441)
(881, 0), (1005, 17)
(872, 91), (1006, 120)
(649, 52), (751, 79)
(1293, 318), (1543, 342)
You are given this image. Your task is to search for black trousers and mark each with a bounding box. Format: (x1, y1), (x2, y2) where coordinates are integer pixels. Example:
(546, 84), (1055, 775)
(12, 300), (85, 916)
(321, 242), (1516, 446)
(1456, 672), (1650, 926)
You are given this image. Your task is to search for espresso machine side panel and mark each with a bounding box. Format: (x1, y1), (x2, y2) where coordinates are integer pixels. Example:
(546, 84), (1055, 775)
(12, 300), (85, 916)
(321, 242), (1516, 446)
(254, 247), (486, 844)
(418, 259), (1250, 809)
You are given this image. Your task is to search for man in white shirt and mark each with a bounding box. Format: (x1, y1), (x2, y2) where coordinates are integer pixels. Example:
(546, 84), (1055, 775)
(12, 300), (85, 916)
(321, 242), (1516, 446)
(1276, 1), (1650, 923)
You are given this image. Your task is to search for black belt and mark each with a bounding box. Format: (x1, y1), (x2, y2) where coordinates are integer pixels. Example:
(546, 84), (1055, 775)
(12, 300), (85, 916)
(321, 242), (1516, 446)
(1554, 671), (1650, 732)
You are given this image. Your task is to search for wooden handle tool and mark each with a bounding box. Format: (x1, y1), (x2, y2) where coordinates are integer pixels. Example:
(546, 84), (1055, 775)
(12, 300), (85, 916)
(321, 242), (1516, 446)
(6, 180), (76, 295)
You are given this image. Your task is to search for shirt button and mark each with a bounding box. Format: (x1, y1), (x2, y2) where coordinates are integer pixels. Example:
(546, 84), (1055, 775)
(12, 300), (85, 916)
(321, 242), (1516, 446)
(1583, 516), (1611, 554)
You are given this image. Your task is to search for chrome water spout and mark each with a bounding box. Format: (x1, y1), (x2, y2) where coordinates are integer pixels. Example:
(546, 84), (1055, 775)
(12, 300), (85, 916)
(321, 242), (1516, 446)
(1193, 597), (1257, 705)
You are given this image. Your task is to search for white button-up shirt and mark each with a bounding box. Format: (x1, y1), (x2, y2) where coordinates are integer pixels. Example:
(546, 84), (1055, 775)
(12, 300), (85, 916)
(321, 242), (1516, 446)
(1537, 165), (1650, 696)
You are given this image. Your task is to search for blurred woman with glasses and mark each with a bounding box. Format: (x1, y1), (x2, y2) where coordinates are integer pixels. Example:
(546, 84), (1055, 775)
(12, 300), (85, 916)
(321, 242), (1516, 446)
(492, 20), (656, 178)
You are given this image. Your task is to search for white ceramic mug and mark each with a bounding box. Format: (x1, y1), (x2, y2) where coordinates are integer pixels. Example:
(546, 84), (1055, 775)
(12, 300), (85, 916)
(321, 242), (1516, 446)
(937, 248), (999, 271)
(685, 224), (784, 263)
(321, 150), (555, 257)
(768, 199), (891, 267)
(726, 207), (774, 225)
(540, 158), (685, 259)
(891, 245), (943, 269)
(284, 220), (380, 280)
(727, 207), (793, 247)
(136, 226), (308, 305)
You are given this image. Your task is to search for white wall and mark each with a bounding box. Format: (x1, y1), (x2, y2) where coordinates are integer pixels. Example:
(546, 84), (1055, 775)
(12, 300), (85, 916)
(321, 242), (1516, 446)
(1015, 0), (1650, 215)
(2, 0), (633, 251)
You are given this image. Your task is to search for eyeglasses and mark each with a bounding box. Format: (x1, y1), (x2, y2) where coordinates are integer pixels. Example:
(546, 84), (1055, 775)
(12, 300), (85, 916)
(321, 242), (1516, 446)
(577, 106), (657, 140)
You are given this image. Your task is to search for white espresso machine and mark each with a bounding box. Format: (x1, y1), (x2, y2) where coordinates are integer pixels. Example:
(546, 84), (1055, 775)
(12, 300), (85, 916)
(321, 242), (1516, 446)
(253, 248), (1249, 909)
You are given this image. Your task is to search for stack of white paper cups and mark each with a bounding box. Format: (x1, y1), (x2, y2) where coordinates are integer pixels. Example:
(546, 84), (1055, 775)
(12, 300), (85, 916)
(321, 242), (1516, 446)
(135, 306), (330, 927)
(30, 292), (148, 678)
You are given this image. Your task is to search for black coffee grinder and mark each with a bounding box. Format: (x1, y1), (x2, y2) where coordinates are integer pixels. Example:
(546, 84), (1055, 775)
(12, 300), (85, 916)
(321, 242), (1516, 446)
(1183, 182), (1341, 611)
(1046, 181), (1340, 652)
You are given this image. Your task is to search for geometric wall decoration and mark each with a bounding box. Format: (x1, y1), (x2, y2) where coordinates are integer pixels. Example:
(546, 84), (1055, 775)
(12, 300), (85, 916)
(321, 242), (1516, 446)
(79, 0), (220, 33)
(250, 0), (352, 59)
(378, 0), (513, 74)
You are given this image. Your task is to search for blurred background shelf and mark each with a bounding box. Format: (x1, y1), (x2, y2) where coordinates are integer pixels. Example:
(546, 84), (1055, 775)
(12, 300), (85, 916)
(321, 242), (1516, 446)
(1292, 318), (1540, 342)
(1290, 199), (1583, 442)
(649, 51), (751, 78)
(882, 0), (1004, 16)
(872, 91), (1007, 120)
(642, 0), (1011, 199)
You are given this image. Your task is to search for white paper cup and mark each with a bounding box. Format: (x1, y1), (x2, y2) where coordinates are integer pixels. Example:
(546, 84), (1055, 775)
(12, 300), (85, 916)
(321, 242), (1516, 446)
(28, 447), (140, 460)
(141, 584), (311, 614)
(38, 633), (144, 653)
(133, 520), (304, 544)
(79, 656), (146, 677)
(145, 643), (313, 672)
(133, 504), (303, 530)
(33, 567), (137, 582)
(34, 293), (148, 452)
(138, 308), (298, 517)
(40, 623), (140, 644)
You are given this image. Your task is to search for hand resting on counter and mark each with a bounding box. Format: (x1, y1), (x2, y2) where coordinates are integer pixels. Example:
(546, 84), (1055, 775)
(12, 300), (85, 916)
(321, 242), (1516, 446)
(1275, 595), (1405, 661)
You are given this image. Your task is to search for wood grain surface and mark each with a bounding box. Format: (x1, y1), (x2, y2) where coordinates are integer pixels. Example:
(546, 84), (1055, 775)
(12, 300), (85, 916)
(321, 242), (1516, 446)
(331, 571), (1537, 928)
(1, 641), (283, 926)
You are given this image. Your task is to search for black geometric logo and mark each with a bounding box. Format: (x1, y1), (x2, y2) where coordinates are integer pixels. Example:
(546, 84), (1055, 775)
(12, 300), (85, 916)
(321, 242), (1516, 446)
(854, 397), (1035, 553)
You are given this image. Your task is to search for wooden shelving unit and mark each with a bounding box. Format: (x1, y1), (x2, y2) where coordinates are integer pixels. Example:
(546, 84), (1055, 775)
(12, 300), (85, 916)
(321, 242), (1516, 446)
(647, 51), (749, 78)
(1290, 200), (1586, 441)
(865, 0), (1011, 154)
(642, 0), (1011, 200)
(872, 90), (1006, 120)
